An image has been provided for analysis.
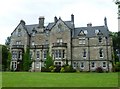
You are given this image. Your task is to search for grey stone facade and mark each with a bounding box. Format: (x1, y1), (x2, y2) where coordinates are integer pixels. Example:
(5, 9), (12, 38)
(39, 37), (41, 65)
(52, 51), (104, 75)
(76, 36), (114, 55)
(10, 14), (113, 72)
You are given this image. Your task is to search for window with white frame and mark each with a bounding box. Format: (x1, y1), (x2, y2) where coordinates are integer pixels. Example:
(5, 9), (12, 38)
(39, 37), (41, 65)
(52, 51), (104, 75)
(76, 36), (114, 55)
(83, 49), (87, 58)
(79, 37), (85, 44)
(91, 62), (95, 68)
(16, 41), (21, 45)
(99, 37), (102, 43)
(95, 29), (99, 34)
(43, 50), (47, 59)
(73, 62), (76, 68)
(84, 30), (88, 34)
(12, 51), (17, 59)
(99, 48), (103, 58)
(57, 38), (63, 43)
(36, 51), (40, 59)
(102, 62), (107, 68)
(54, 50), (62, 59)
(80, 62), (84, 69)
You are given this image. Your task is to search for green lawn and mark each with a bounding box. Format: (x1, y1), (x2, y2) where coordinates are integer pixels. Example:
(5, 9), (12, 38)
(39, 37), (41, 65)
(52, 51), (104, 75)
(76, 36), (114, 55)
(2, 72), (118, 87)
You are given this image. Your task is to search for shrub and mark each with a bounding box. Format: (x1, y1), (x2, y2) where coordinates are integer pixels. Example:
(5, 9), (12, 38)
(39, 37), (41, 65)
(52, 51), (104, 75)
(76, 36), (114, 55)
(41, 67), (50, 72)
(64, 65), (76, 72)
(95, 67), (104, 73)
(54, 66), (61, 72)
(114, 62), (120, 72)
(60, 67), (65, 73)
(49, 66), (55, 72)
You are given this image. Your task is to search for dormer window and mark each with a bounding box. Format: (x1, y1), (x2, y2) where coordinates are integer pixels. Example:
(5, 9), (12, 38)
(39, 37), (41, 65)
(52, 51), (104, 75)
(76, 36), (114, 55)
(95, 29), (99, 34)
(84, 30), (87, 35)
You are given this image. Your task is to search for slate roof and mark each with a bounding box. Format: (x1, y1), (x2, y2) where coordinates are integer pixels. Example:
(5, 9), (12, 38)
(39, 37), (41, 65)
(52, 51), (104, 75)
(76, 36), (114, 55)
(74, 26), (109, 38)
(19, 19), (109, 38)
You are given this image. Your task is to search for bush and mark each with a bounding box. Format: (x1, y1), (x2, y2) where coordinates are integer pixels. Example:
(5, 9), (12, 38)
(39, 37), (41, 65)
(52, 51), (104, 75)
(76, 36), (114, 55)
(95, 67), (104, 73)
(41, 67), (50, 72)
(64, 65), (76, 72)
(49, 66), (55, 72)
(60, 67), (65, 73)
(114, 62), (120, 72)
(54, 66), (61, 72)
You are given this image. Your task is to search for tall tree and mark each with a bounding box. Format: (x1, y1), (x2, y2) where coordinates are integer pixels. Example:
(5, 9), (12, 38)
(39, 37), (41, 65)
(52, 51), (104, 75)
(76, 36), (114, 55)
(111, 32), (120, 62)
(7, 52), (12, 71)
(23, 47), (31, 71)
(2, 45), (8, 71)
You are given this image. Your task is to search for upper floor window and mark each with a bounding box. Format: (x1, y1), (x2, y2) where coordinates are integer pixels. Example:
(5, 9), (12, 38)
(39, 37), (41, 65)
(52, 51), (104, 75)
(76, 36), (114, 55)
(54, 49), (63, 59)
(95, 29), (99, 34)
(57, 38), (63, 43)
(83, 49), (87, 58)
(36, 51), (40, 59)
(79, 37), (85, 45)
(99, 48), (103, 58)
(99, 37), (102, 43)
(84, 30), (88, 34)
(43, 50), (47, 59)
(16, 41), (21, 45)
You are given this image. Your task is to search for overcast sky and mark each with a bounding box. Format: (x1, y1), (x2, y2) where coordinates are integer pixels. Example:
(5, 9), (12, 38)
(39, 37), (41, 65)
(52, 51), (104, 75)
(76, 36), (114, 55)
(0, 0), (118, 44)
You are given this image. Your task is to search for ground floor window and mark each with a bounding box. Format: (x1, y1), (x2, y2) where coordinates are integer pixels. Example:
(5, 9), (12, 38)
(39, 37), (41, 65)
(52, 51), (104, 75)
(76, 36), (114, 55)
(12, 61), (17, 70)
(55, 62), (61, 66)
(91, 62), (95, 68)
(102, 62), (107, 68)
(80, 62), (84, 69)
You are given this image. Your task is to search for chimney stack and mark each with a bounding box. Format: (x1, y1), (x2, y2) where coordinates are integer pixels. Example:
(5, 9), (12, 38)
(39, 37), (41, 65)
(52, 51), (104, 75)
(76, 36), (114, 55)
(87, 23), (92, 27)
(104, 17), (107, 27)
(54, 16), (58, 23)
(71, 14), (74, 23)
(38, 16), (44, 28)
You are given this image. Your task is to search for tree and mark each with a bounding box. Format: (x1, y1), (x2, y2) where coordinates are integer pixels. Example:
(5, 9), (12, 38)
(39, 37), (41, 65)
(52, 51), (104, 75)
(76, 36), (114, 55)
(45, 51), (53, 69)
(22, 47), (31, 71)
(2, 45), (8, 71)
(111, 32), (120, 63)
(7, 52), (12, 71)
(5, 36), (11, 46)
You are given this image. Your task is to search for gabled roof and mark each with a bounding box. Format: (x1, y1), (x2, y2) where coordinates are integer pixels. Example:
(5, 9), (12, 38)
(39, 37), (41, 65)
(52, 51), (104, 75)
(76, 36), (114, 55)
(46, 19), (74, 30)
(74, 26), (109, 38)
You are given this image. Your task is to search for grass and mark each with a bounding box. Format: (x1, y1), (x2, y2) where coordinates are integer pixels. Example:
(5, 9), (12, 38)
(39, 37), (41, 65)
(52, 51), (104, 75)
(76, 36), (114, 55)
(2, 72), (118, 87)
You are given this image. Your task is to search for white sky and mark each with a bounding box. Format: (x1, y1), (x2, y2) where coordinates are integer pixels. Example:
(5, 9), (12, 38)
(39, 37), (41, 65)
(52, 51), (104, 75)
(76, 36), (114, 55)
(0, 0), (118, 44)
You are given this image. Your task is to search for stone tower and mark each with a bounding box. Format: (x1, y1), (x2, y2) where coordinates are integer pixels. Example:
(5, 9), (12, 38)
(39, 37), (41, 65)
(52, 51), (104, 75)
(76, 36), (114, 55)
(115, 0), (120, 32)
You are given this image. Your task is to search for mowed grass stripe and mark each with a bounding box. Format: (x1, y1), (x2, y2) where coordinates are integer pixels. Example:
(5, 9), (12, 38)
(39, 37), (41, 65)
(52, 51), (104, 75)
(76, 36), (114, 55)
(2, 72), (118, 87)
